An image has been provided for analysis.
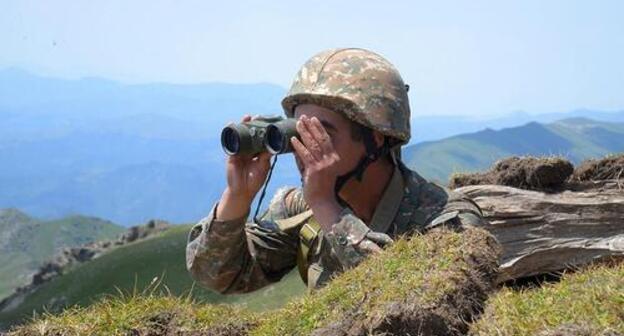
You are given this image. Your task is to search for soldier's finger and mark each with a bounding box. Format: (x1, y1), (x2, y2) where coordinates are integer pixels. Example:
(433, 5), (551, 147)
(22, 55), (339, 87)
(309, 117), (334, 154)
(291, 136), (314, 167)
(296, 116), (322, 160)
(250, 152), (271, 174)
(229, 148), (253, 163)
(241, 115), (251, 122)
(356, 240), (383, 255)
(253, 151), (272, 164)
(366, 232), (394, 247)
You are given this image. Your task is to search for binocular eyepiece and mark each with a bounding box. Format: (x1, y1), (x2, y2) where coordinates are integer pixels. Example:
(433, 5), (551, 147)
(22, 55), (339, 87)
(221, 116), (299, 156)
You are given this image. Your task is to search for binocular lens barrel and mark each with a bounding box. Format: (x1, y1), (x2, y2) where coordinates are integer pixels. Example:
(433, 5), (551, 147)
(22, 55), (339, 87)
(221, 126), (241, 155)
(265, 119), (297, 154)
(221, 123), (266, 156)
(220, 117), (298, 156)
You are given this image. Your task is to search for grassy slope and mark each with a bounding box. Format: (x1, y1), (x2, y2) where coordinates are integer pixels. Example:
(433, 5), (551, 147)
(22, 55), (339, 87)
(0, 209), (124, 299)
(7, 227), (499, 335)
(0, 210), (39, 300)
(404, 118), (624, 183)
(7, 293), (257, 336)
(471, 262), (624, 335)
(7, 222), (623, 335)
(253, 227), (498, 335)
(21, 215), (125, 264)
(0, 225), (305, 330)
(10, 240), (621, 335)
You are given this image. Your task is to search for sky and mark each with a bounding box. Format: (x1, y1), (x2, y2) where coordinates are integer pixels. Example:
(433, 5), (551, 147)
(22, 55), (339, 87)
(1, 0), (623, 117)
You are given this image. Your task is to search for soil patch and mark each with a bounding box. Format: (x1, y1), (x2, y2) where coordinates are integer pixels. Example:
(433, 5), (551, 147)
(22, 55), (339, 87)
(130, 311), (254, 336)
(571, 154), (624, 182)
(307, 228), (501, 336)
(449, 156), (574, 191)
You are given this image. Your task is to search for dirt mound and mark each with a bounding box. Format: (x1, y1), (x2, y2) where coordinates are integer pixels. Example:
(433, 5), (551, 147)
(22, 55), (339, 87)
(450, 156), (574, 191)
(571, 154), (624, 182)
(4, 295), (257, 336)
(470, 262), (624, 336)
(132, 311), (254, 336)
(256, 227), (501, 336)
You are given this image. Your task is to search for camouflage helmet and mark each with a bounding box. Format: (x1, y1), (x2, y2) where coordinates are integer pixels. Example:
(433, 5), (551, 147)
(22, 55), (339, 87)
(281, 48), (411, 145)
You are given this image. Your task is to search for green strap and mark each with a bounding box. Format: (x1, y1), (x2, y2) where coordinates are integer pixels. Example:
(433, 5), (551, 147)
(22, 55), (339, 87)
(296, 217), (321, 284)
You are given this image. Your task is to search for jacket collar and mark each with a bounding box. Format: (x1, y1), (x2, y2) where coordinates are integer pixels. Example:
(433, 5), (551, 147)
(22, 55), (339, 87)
(368, 164), (405, 233)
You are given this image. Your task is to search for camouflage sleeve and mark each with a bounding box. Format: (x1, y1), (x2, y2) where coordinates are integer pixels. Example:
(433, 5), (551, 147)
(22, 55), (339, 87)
(324, 208), (394, 270)
(186, 187), (305, 294)
(423, 189), (488, 232)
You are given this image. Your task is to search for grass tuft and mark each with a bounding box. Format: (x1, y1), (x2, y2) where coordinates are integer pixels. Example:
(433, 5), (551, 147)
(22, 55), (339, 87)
(8, 227), (500, 335)
(6, 279), (258, 336)
(470, 261), (624, 336)
(252, 227), (500, 335)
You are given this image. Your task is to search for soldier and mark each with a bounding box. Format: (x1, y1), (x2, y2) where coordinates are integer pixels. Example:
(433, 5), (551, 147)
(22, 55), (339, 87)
(186, 48), (486, 293)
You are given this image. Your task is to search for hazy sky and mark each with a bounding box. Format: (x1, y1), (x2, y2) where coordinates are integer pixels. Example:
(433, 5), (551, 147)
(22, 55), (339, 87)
(1, 0), (623, 117)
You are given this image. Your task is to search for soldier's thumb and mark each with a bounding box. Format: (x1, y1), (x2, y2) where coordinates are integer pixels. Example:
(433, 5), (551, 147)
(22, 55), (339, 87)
(365, 231), (394, 247)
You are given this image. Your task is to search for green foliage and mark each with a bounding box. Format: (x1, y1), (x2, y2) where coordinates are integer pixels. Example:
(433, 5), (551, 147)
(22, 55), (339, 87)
(253, 228), (496, 335)
(7, 228), (498, 335)
(0, 209), (124, 299)
(7, 282), (258, 336)
(13, 215), (622, 335)
(0, 225), (305, 330)
(471, 262), (624, 335)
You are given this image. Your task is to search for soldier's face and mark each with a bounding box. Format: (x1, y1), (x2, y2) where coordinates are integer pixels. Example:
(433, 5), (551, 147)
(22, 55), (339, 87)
(293, 104), (368, 180)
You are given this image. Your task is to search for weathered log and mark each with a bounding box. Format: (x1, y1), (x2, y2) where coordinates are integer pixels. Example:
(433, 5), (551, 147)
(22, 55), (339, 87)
(456, 180), (624, 282)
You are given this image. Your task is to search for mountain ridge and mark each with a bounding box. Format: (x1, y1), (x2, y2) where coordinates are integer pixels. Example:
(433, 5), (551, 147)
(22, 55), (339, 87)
(0, 208), (124, 300)
(2, 69), (624, 224)
(404, 117), (624, 182)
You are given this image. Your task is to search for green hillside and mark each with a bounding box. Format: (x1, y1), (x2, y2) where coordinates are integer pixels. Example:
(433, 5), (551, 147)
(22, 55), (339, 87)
(0, 209), (124, 299)
(0, 224), (305, 330)
(404, 118), (624, 183)
(471, 262), (624, 335)
(5, 227), (499, 335)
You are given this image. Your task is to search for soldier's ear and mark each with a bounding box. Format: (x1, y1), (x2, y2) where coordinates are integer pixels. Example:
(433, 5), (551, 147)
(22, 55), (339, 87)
(373, 130), (385, 148)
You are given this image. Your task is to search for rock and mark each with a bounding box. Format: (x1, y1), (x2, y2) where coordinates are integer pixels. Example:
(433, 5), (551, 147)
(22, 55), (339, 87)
(31, 262), (63, 286)
(0, 219), (172, 314)
(118, 220), (170, 244)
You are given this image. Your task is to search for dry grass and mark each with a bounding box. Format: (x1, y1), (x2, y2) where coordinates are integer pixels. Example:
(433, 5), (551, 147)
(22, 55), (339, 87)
(470, 262), (624, 336)
(449, 155), (574, 191)
(571, 153), (624, 183)
(6, 280), (258, 336)
(253, 227), (500, 335)
(8, 228), (500, 336)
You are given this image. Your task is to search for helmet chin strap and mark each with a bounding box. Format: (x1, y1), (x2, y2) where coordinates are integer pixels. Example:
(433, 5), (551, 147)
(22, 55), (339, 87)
(334, 129), (389, 208)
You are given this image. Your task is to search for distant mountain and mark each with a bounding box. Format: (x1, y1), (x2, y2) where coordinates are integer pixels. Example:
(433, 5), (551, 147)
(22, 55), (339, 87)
(410, 110), (624, 143)
(404, 118), (624, 183)
(1, 68), (622, 225)
(0, 225), (305, 330)
(0, 208), (124, 299)
(0, 69), (300, 225)
(0, 137), (300, 225)
(0, 68), (285, 141)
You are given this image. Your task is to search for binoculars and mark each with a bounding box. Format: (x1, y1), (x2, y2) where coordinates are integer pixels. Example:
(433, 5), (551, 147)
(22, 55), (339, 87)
(221, 116), (299, 156)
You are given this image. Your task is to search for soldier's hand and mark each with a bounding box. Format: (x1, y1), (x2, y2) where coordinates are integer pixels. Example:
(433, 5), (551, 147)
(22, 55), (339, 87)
(225, 115), (273, 202)
(327, 213), (395, 269)
(217, 115), (272, 221)
(291, 115), (343, 230)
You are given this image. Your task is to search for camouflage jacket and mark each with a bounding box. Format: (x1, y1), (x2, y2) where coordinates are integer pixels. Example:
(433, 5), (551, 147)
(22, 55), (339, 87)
(186, 161), (485, 293)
